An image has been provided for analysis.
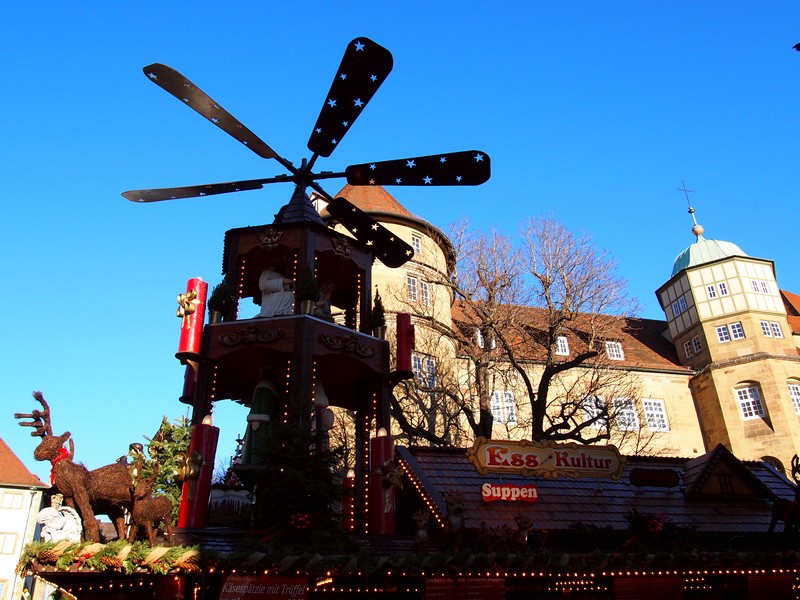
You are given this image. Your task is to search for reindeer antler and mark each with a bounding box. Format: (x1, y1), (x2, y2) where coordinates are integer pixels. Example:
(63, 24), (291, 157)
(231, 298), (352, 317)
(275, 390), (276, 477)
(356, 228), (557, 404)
(14, 391), (53, 437)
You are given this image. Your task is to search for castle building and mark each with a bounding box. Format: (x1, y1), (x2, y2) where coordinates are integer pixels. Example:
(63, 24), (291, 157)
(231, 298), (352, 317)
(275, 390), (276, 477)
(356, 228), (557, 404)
(325, 186), (800, 472)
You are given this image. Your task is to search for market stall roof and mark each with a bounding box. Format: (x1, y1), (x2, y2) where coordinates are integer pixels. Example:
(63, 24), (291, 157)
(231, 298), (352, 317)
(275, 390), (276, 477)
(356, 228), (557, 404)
(397, 443), (794, 534)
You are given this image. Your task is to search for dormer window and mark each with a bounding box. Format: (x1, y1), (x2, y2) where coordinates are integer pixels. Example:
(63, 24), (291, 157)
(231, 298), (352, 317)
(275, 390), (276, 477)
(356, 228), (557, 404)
(605, 341), (624, 360)
(476, 328), (496, 349)
(556, 336), (569, 356)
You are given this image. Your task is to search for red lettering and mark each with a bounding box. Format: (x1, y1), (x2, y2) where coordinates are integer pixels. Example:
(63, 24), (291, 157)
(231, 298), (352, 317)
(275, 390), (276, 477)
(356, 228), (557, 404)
(486, 446), (509, 466)
(525, 453), (540, 468)
(510, 452), (524, 467)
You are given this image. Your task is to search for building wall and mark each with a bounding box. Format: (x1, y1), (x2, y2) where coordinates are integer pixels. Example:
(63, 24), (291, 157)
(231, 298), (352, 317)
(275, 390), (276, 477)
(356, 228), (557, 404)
(0, 487), (43, 600)
(326, 191), (800, 470)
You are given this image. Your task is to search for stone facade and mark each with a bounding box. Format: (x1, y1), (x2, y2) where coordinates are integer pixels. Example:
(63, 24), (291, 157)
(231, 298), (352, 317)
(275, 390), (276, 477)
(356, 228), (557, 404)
(321, 186), (800, 472)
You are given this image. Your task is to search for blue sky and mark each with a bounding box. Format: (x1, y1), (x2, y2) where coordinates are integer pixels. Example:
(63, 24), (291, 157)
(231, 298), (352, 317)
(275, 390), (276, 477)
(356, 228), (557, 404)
(3, 2), (800, 480)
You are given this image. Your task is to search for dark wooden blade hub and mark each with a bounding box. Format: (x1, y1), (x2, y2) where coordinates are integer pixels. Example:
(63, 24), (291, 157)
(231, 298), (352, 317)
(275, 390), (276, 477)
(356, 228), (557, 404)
(307, 38), (393, 158)
(345, 150), (490, 186)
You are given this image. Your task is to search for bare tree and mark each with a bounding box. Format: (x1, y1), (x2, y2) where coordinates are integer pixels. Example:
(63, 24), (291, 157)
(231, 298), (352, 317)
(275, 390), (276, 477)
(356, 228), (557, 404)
(494, 216), (644, 444)
(384, 215), (659, 451)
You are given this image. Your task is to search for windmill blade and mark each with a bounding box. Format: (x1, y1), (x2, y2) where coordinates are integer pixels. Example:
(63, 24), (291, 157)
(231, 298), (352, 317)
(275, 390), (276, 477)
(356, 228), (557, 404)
(142, 63), (279, 160)
(326, 196), (413, 268)
(345, 151), (490, 186)
(307, 38), (393, 158)
(122, 175), (295, 203)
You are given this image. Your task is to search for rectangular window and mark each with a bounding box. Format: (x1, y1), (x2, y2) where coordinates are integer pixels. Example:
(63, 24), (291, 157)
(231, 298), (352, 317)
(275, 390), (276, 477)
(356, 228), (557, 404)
(789, 384), (800, 415)
(406, 275), (418, 302)
(412, 353), (424, 383)
(412, 353), (436, 397)
(736, 386), (766, 419)
(671, 296), (688, 317)
(761, 281), (770, 294)
(692, 336), (702, 354)
(706, 284), (717, 299)
(642, 399), (670, 432)
(729, 322), (745, 340)
(556, 336), (569, 356)
(425, 356), (437, 388)
(683, 339), (694, 359)
(0, 492), (23, 510)
(605, 341), (624, 360)
(718, 282), (729, 296)
(420, 280), (430, 306)
(760, 320), (772, 336)
(411, 234), (422, 255)
(716, 325), (731, 343)
(0, 533), (17, 555)
(751, 280), (760, 293)
(613, 398), (639, 431)
(491, 390), (517, 424)
(771, 322), (784, 338)
(583, 396), (609, 428)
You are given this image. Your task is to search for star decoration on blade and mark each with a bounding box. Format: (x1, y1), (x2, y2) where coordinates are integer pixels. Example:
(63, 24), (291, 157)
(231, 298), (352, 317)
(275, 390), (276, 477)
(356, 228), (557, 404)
(308, 38), (393, 157)
(346, 150), (491, 187)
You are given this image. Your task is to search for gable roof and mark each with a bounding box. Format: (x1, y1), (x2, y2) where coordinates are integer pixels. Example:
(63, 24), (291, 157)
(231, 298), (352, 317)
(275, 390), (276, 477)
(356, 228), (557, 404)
(397, 444), (793, 534)
(0, 437), (47, 488)
(683, 443), (775, 500)
(334, 184), (413, 217)
(452, 302), (690, 373)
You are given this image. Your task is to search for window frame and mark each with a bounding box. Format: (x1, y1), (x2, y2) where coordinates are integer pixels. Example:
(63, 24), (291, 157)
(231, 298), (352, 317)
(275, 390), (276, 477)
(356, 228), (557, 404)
(420, 279), (430, 306)
(555, 335), (570, 356)
(411, 234), (422, 255)
(771, 322), (784, 338)
(642, 399), (670, 432)
(613, 398), (639, 431)
(729, 322), (745, 340)
(716, 325), (731, 343)
(406, 274), (418, 302)
(0, 532), (18, 555)
(605, 341), (624, 360)
(491, 390), (517, 425)
(789, 382), (800, 415)
(718, 281), (729, 296)
(735, 385), (767, 420)
(706, 284), (717, 299)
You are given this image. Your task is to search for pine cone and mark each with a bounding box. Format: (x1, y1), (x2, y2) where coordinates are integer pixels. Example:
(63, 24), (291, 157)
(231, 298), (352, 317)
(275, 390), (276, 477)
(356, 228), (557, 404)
(100, 556), (123, 568)
(37, 551), (58, 563)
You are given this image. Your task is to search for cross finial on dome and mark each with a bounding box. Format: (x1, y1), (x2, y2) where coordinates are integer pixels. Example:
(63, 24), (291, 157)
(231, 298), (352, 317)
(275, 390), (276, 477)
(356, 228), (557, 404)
(678, 180), (704, 238)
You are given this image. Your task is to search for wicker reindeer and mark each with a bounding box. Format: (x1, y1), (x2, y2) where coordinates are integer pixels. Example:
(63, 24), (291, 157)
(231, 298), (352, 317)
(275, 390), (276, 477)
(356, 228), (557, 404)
(15, 392), (135, 542)
(769, 455), (800, 534)
(128, 463), (174, 545)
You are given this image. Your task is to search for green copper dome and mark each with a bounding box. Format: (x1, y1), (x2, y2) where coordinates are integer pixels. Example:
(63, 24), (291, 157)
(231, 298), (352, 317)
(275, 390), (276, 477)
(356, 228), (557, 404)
(671, 227), (748, 277)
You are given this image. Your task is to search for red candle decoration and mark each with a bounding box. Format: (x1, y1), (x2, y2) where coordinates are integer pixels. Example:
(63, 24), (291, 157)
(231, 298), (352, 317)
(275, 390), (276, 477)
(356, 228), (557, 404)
(369, 428), (396, 535)
(177, 420), (219, 528)
(176, 277), (207, 363)
(395, 313), (415, 375)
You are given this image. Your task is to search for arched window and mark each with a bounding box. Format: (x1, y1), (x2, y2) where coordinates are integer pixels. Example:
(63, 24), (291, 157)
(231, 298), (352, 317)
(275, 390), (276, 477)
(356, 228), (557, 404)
(762, 455), (786, 475)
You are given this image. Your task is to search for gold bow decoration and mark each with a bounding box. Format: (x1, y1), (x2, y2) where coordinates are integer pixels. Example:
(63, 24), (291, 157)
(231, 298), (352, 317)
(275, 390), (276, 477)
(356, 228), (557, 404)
(374, 459), (404, 514)
(176, 290), (200, 329)
(175, 450), (203, 501)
